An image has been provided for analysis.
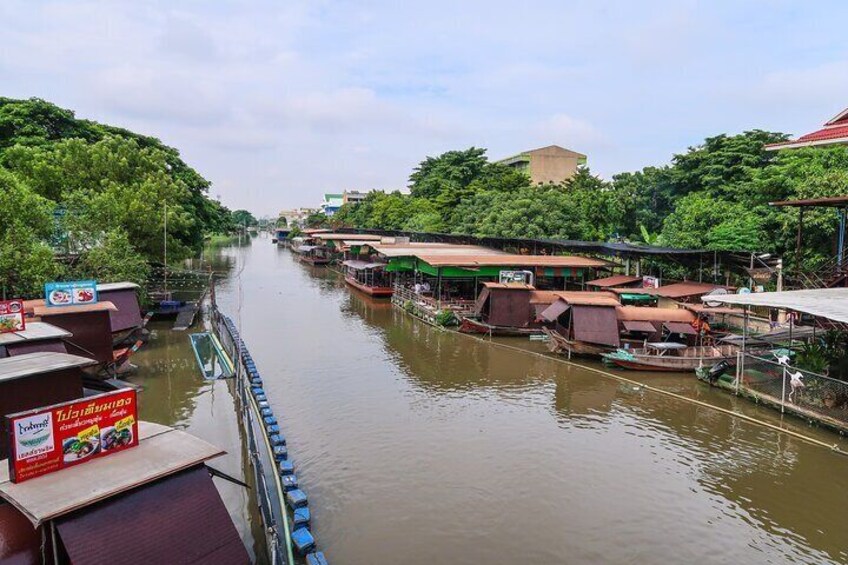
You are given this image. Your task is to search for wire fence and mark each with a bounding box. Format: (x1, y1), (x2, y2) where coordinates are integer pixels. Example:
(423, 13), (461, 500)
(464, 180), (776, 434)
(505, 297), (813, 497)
(737, 353), (848, 429)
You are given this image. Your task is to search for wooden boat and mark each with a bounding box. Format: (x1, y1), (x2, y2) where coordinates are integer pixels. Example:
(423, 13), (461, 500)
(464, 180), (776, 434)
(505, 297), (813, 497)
(297, 253), (330, 266)
(345, 274), (393, 297)
(459, 316), (545, 336)
(542, 327), (614, 357)
(602, 342), (738, 372)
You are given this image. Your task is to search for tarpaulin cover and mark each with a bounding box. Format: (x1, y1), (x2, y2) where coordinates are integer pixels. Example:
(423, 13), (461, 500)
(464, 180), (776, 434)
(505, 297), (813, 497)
(664, 322), (697, 335)
(621, 320), (657, 333)
(55, 465), (248, 564)
(572, 305), (620, 346)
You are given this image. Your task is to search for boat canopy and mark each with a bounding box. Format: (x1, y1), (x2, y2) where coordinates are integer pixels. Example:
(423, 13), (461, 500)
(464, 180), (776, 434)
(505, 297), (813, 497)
(297, 245), (317, 252)
(647, 342), (687, 350)
(343, 260), (387, 270)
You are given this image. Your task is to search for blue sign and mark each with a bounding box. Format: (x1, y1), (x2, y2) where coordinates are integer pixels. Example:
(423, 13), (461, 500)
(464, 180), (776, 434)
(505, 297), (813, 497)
(44, 280), (98, 307)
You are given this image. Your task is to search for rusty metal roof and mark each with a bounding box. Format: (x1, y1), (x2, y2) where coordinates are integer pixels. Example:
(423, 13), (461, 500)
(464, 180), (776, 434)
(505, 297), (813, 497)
(481, 282), (535, 290)
(415, 254), (611, 268)
(313, 233), (383, 241)
(0, 322), (70, 345)
(0, 351), (96, 382)
(372, 243), (504, 258)
(642, 282), (730, 299)
(585, 274), (642, 288)
(55, 465), (248, 564)
(615, 306), (696, 322)
(551, 291), (619, 307)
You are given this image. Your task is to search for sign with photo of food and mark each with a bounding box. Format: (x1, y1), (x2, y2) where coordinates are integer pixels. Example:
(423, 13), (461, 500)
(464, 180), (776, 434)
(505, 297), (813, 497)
(44, 280), (98, 307)
(6, 388), (138, 483)
(0, 299), (25, 334)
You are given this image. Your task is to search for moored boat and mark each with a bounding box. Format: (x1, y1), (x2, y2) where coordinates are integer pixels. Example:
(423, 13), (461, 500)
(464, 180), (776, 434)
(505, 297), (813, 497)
(343, 260), (393, 297)
(602, 343), (738, 372)
(460, 316), (545, 336)
(542, 327), (615, 357)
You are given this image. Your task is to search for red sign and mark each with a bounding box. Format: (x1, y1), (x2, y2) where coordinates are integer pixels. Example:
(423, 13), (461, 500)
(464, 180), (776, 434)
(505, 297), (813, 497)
(6, 389), (139, 483)
(0, 299), (25, 334)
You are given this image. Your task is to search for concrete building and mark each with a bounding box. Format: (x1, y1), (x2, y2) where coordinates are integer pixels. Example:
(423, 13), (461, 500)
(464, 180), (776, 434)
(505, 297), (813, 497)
(279, 208), (317, 227)
(497, 145), (587, 185)
(320, 193), (344, 216)
(343, 190), (370, 205)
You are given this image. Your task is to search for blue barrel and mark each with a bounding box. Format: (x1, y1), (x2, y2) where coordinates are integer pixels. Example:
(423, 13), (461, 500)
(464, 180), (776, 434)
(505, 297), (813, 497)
(281, 474), (299, 491)
(305, 552), (328, 565)
(293, 506), (311, 529)
(279, 459), (294, 475)
(286, 488), (308, 508)
(291, 527), (315, 555)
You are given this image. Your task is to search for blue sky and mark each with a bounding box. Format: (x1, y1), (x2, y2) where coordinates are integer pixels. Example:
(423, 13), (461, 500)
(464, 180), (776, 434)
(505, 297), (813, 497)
(1, 1), (847, 214)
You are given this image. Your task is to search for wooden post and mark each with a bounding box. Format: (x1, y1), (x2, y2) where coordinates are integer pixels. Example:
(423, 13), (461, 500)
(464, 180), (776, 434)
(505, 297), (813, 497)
(795, 207), (804, 271)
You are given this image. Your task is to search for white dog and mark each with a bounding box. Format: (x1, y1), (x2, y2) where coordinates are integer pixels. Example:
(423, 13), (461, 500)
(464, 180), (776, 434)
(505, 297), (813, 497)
(788, 370), (805, 403)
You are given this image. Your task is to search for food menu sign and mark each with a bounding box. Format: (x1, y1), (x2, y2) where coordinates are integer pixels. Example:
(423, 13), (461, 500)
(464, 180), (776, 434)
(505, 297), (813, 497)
(44, 280), (98, 307)
(0, 299), (25, 334)
(6, 389), (138, 483)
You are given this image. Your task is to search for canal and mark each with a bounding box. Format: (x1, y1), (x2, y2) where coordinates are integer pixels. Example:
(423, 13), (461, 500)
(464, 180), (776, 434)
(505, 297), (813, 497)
(139, 235), (848, 564)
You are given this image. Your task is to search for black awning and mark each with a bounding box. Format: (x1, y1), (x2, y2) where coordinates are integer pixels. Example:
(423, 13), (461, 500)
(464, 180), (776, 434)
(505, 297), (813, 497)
(55, 465), (249, 564)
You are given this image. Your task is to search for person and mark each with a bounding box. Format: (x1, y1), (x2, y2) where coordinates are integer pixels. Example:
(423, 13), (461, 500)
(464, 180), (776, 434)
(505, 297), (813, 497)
(414, 282), (422, 294)
(422, 281), (431, 294)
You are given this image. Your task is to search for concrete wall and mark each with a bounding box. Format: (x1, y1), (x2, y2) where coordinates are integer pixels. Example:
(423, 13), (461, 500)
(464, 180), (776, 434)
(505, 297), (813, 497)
(528, 146), (584, 185)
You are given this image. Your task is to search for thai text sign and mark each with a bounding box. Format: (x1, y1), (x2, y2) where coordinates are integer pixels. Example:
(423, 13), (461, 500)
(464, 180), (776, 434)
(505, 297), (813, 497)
(0, 299), (25, 334)
(6, 389), (138, 483)
(45, 280), (98, 307)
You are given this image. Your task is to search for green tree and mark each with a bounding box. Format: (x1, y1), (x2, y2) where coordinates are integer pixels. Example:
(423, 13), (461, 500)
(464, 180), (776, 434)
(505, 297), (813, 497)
(74, 230), (151, 288)
(231, 209), (258, 227)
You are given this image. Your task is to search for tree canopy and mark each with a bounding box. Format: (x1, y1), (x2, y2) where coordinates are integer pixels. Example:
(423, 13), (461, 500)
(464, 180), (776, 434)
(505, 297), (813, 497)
(0, 97), (235, 297)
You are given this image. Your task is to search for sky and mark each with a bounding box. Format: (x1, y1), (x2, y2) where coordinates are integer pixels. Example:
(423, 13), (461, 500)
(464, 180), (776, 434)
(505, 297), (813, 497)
(1, 1), (847, 214)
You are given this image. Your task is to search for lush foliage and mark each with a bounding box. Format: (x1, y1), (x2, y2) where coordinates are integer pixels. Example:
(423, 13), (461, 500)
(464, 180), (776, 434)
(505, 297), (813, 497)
(0, 97), (234, 296)
(232, 209), (258, 227)
(333, 132), (848, 273)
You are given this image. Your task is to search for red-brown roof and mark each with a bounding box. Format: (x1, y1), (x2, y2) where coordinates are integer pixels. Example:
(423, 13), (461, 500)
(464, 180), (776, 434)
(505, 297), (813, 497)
(416, 254), (611, 268)
(642, 282), (729, 299)
(766, 107), (848, 150)
(480, 282), (535, 290)
(616, 306), (696, 322)
(585, 274), (642, 288)
(551, 291), (619, 307)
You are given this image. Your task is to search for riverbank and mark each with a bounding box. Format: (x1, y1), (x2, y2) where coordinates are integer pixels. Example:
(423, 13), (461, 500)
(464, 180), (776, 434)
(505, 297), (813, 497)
(205, 240), (847, 565)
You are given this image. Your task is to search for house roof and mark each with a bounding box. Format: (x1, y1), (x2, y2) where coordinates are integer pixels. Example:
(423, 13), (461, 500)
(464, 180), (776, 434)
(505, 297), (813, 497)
(414, 254), (611, 268)
(31, 301), (118, 317)
(550, 291), (619, 307)
(0, 422), (224, 527)
(480, 282), (535, 290)
(770, 195), (848, 208)
(642, 282), (729, 299)
(766, 107), (848, 150)
(342, 260), (387, 270)
(312, 233), (383, 241)
(585, 274), (642, 288)
(615, 306), (696, 322)
(373, 243), (504, 258)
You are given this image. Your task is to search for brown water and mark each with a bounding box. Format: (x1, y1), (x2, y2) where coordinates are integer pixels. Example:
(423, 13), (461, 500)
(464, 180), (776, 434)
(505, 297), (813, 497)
(139, 236), (848, 564)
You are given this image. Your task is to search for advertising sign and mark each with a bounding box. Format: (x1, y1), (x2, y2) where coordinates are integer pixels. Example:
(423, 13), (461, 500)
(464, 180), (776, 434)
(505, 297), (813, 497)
(6, 389), (138, 483)
(499, 270), (534, 285)
(44, 280), (98, 307)
(0, 299), (25, 334)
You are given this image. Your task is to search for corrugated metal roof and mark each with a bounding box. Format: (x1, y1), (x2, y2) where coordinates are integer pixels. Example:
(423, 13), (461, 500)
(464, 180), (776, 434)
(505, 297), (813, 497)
(702, 288), (848, 324)
(56, 466), (249, 564)
(313, 233), (383, 241)
(642, 282), (729, 299)
(481, 282), (535, 289)
(551, 291), (619, 307)
(621, 320), (657, 333)
(373, 243), (504, 258)
(585, 274), (642, 287)
(539, 300), (570, 322)
(0, 322), (70, 345)
(0, 422), (225, 526)
(615, 306), (696, 322)
(528, 291), (563, 304)
(0, 351), (96, 382)
(415, 254), (612, 268)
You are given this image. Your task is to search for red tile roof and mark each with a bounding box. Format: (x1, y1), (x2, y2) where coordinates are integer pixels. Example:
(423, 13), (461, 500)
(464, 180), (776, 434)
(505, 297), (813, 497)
(766, 106), (848, 150)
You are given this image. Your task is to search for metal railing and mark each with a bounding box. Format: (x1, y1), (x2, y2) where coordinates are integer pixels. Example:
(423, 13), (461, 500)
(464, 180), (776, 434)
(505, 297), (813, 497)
(392, 284), (477, 314)
(736, 353), (848, 430)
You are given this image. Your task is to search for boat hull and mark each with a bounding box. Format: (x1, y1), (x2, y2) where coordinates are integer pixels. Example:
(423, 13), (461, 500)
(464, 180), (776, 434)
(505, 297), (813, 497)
(543, 328), (613, 357)
(296, 254), (329, 266)
(345, 276), (393, 297)
(603, 345), (738, 372)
